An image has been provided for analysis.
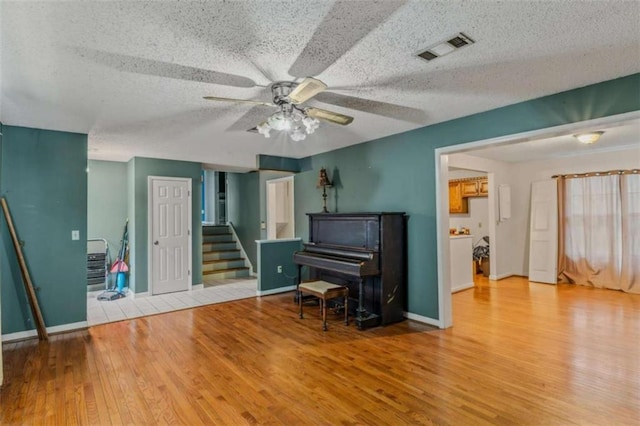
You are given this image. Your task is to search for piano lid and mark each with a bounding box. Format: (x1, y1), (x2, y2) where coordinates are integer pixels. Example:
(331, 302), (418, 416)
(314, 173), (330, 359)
(308, 214), (383, 250)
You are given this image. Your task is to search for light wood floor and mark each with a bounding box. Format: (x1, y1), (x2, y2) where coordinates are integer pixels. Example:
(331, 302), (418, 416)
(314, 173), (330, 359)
(2, 276), (638, 425)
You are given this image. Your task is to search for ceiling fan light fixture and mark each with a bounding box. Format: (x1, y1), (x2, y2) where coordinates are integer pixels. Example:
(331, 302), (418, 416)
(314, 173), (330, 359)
(574, 131), (604, 144)
(303, 116), (320, 134)
(260, 108), (317, 141)
(290, 127), (307, 142)
(267, 111), (292, 131)
(257, 122), (271, 138)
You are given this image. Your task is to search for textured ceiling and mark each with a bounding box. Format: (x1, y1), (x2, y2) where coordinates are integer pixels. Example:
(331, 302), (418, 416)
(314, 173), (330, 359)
(462, 118), (640, 163)
(1, 0), (639, 170)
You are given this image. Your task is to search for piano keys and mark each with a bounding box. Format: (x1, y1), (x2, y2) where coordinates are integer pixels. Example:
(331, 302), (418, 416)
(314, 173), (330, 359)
(293, 212), (406, 329)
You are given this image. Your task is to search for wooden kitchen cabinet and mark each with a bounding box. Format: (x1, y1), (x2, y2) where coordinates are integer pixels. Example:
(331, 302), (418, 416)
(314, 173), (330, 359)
(461, 181), (479, 196)
(450, 176), (488, 213)
(449, 182), (468, 214)
(479, 179), (489, 196)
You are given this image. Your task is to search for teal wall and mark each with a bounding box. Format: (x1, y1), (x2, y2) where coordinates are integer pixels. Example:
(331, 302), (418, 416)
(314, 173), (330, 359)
(0, 122), (2, 334)
(226, 171), (241, 229)
(127, 157), (202, 293)
(127, 160), (136, 290)
(1, 125), (87, 334)
(293, 73), (640, 320)
(228, 170), (293, 268)
(258, 154), (301, 172)
(227, 171), (260, 267)
(257, 239), (302, 292)
(87, 160), (128, 260)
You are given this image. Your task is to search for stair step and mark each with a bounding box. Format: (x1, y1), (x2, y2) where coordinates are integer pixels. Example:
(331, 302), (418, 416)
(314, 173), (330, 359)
(202, 233), (234, 243)
(203, 250), (241, 261)
(203, 266), (250, 279)
(201, 225), (249, 278)
(202, 225), (230, 235)
(203, 241), (237, 251)
(202, 258), (246, 272)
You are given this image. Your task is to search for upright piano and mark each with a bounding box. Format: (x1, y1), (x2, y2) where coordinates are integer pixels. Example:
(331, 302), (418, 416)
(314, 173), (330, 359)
(293, 212), (406, 329)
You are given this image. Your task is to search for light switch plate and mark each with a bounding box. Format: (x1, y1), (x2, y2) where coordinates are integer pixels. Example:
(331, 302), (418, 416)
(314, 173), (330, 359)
(72, 230), (80, 240)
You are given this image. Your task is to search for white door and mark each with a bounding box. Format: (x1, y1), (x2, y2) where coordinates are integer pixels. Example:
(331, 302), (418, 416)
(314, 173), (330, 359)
(150, 177), (192, 295)
(528, 180), (558, 284)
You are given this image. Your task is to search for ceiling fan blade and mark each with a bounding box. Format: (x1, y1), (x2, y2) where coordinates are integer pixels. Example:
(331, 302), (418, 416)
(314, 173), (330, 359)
(227, 104), (276, 132)
(72, 47), (260, 88)
(314, 92), (427, 124)
(288, 0), (407, 78)
(288, 77), (327, 104)
(203, 96), (274, 107)
(305, 107), (354, 126)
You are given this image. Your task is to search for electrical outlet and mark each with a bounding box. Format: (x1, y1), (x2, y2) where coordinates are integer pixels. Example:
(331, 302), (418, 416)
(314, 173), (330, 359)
(72, 230), (80, 240)
(277, 265), (282, 273)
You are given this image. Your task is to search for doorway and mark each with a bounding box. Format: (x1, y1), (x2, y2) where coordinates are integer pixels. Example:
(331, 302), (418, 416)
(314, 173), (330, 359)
(148, 176), (192, 295)
(435, 112), (637, 329)
(266, 176), (295, 240)
(203, 170), (227, 225)
(447, 168), (491, 288)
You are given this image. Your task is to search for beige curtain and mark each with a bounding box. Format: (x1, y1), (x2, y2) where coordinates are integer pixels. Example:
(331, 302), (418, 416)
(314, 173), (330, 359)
(558, 172), (639, 293)
(620, 174), (639, 292)
(557, 178), (567, 282)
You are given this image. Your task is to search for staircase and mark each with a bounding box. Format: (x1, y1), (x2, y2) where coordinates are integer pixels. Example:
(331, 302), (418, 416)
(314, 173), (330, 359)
(202, 225), (251, 280)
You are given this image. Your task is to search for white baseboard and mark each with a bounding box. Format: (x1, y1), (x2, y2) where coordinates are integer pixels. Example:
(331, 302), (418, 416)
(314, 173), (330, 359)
(2, 321), (88, 343)
(131, 284), (203, 299)
(257, 285), (296, 296)
(403, 311), (442, 328)
(489, 273), (513, 281)
(129, 291), (149, 299)
(452, 282), (474, 293)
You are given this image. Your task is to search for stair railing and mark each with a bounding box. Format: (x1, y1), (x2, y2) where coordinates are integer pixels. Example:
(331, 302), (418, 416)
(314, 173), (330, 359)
(227, 222), (255, 276)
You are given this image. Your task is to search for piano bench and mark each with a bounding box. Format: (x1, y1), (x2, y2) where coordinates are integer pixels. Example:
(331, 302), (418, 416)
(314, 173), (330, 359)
(298, 280), (349, 331)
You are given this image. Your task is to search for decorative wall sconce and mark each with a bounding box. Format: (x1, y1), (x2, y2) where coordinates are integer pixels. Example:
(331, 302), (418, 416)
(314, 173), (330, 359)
(316, 168), (332, 213)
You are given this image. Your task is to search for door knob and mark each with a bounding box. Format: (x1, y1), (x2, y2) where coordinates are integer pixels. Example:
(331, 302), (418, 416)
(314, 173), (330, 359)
(153, 240), (159, 245)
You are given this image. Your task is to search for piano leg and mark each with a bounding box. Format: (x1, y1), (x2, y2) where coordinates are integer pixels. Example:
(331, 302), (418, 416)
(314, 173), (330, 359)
(356, 278), (367, 329)
(299, 291), (303, 319)
(344, 295), (349, 326)
(294, 265), (302, 304)
(355, 278), (381, 330)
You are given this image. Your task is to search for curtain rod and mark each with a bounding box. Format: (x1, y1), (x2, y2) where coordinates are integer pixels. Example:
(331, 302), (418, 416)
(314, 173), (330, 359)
(552, 169), (639, 179)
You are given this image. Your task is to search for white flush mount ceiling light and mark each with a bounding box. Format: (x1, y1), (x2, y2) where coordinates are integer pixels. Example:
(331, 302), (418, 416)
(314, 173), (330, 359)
(574, 131), (604, 144)
(416, 32), (475, 62)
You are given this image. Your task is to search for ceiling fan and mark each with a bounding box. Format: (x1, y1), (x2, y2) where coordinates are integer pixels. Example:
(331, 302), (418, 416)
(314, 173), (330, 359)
(203, 77), (354, 141)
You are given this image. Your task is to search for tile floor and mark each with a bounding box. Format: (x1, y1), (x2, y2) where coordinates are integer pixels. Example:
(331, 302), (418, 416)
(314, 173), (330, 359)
(87, 278), (257, 326)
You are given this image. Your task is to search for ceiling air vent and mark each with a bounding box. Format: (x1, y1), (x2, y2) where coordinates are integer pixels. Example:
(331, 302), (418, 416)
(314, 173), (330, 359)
(415, 32), (475, 63)
(417, 50), (438, 62)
